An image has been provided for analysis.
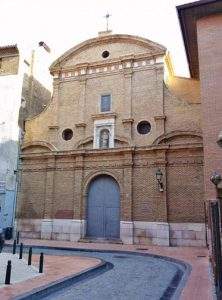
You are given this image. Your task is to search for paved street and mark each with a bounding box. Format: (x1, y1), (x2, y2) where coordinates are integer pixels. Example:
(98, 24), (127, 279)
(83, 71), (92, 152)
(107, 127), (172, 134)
(34, 248), (187, 300)
(1, 240), (213, 300)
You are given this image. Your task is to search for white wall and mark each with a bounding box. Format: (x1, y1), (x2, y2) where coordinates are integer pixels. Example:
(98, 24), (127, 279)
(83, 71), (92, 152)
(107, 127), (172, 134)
(0, 71), (23, 230)
(0, 73), (23, 188)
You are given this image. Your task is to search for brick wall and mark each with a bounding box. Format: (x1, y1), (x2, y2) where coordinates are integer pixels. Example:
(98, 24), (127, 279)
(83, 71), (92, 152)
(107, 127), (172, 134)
(19, 73), (51, 130)
(0, 55), (19, 76)
(17, 146), (204, 222)
(197, 14), (222, 200)
(167, 149), (204, 222)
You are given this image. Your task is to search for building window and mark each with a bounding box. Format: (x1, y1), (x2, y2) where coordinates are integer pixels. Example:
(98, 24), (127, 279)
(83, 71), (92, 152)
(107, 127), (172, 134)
(21, 97), (26, 108)
(137, 121), (151, 135)
(102, 51), (110, 58)
(99, 129), (110, 148)
(62, 129), (73, 141)
(101, 94), (111, 112)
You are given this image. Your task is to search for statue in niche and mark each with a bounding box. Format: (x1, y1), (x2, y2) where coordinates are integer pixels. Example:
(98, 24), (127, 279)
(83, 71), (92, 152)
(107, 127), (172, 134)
(100, 129), (110, 148)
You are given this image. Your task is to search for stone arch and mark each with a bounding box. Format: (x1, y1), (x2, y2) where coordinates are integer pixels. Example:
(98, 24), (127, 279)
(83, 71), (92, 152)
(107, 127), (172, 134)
(83, 170), (122, 197)
(82, 170), (123, 222)
(75, 136), (93, 149)
(152, 130), (203, 146)
(115, 135), (131, 147)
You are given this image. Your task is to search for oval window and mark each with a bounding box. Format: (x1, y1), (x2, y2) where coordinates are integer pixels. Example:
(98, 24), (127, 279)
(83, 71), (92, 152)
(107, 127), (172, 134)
(62, 129), (73, 141)
(102, 50), (110, 58)
(137, 121), (151, 135)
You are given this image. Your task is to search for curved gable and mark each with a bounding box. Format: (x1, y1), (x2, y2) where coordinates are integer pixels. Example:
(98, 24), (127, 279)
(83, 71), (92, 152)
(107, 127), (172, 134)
(153, 131), (203, 146)
(50, 34), (166, 72)
(22, 141), (57, 153)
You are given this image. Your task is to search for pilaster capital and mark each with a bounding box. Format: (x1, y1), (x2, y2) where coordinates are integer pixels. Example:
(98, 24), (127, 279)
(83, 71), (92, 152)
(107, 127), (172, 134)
(123, 69), (133, 78)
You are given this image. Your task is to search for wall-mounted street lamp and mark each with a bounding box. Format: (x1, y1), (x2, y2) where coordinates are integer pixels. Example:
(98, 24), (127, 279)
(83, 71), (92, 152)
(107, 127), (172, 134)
(29, 41), (51, 77)
(217, 130), (222, 148)
(210, 172), (222, 187)
(156, 168), (164, 192)
(38, 41), (51, 53)
(27, 41), (51, 113)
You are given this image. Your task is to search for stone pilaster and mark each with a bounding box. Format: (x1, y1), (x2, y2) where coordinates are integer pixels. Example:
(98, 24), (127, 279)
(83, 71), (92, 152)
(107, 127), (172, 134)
(123, 69), (133, 118)
(154, 115), (166, 137)
(48, 125), (59, 146)
(48, 80), (60, 148)
(123, 68), (133, 140)
(155, 150), (169, 243)
(76, 78), (87, 138)
(74, 155), (84, 220)
(155, 64), (165, 116)
(121, 151), (134, 243)
(52, 80), (60, 125)
(122, 152), (133, 221)
(41, 156), (55, 239)
(43, 157), (55, 219)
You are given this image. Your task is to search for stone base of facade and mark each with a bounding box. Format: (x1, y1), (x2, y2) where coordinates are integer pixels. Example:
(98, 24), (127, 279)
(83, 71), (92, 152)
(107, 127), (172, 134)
(134, 222), (170, 246)
(40, 219), (86, 241)
(169, 223), (206, 247)
(17, 219), (206, 247)
(133, 221), (206, 247)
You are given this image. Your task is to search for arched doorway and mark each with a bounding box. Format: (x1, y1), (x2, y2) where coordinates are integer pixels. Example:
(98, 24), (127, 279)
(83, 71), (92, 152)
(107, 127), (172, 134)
(86, 175), (120, 240)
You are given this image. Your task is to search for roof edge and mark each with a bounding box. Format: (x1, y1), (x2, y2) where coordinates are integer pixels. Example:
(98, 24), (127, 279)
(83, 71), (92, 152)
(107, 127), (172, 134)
(50, 34), (166, 71)
(177, 0), (219, 10)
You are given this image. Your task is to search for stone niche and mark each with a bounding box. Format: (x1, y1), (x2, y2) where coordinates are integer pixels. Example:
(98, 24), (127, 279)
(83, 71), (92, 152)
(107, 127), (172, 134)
(93, 118), (115, 149)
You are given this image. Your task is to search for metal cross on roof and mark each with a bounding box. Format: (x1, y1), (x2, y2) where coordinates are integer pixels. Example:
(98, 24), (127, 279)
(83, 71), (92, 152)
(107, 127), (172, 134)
(104, 13), (111, 31)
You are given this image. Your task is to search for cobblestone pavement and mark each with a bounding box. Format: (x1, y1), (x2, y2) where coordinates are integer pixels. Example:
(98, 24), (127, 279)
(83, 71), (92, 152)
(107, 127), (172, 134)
(5, 239), (213, 300)
(26, 247), (187, 300)
(0, 253), (39, 287)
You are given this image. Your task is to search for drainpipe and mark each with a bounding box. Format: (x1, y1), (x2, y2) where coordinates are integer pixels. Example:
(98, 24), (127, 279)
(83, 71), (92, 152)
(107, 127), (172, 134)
(12, 129), (23, 239)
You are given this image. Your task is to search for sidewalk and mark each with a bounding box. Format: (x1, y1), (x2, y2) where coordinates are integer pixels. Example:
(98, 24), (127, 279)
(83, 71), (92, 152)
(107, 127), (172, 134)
(5, 239), (213, 300)
(0, 253), (39, 287)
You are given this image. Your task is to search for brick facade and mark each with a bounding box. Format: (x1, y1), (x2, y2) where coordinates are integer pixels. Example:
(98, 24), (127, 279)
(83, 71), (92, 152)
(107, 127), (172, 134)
(19, 73), (51, 130)
(17, 33), (205, 246)
(197, 14), (222, 200)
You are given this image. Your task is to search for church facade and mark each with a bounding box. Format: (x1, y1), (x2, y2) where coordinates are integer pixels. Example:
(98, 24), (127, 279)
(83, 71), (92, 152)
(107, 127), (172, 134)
(17, 32), (205, 246)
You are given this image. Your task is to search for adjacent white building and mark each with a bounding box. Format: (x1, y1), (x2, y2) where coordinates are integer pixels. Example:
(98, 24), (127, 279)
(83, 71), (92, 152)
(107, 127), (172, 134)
(0, 44), (52, 234)
(0, 45), (23, 232)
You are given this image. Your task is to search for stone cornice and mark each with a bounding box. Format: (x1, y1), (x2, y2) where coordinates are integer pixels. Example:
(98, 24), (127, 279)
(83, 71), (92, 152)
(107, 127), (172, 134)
(154, 115), (166, 121)
(20, 142), (203, 160)
(75, 122), (86, 128)
(122, 118), (134, 124)
(91, 112), (117, 120)
(51, 53), (164, 79)
(48, 125), (59, 130)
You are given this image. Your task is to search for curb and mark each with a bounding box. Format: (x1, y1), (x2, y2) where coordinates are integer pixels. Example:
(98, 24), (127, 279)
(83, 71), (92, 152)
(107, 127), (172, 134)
(12, 259), (112, 300)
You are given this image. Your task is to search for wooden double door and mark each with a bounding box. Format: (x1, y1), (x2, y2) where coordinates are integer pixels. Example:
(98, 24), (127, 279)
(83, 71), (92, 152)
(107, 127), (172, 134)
(86, 175), (120, 240)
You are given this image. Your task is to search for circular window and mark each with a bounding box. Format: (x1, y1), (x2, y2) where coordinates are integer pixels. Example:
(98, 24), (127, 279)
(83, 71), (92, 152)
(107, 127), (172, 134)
(62, 129), (73, 141)
(102, 50), (110, 58)
(137, 121), (151, 135)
